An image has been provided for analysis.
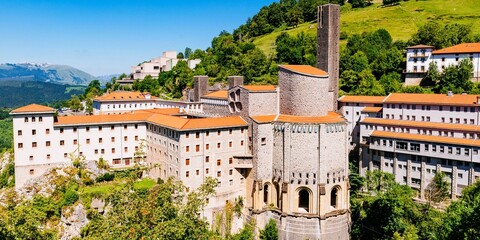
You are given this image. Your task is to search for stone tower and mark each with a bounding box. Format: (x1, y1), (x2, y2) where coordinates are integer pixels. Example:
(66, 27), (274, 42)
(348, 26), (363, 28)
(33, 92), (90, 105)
(317, 4), (340, 110)
(193, 76), (209, 101)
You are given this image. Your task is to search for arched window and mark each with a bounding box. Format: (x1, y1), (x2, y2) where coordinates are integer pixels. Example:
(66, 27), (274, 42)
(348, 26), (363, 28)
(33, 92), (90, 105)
(331, 186), (340, 209)
(263, 184), (269, 205)
(298, 189), (310, 213)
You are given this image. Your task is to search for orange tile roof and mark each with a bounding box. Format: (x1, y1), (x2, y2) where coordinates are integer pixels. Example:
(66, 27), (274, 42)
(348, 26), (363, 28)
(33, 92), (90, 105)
(11, 104), (55, 114)
(362, 118), (480, 132)
(371, 130), (480, 147)
(94, 91), (157, 101)
(147, 115), (247, 130)
(202, 90), (228, 100)
(406, 45), (434, 49)
(135, 108), (181, 115)
(433, 43), (480, 54)
(252, 112), (345, 124)
(279, 65), (328, 77)
(338, 95), (386, 104)
(384, 93), (480, 106)
(242, 85), (277, 92)
(361, 107), (383, 113)
(55, 113), (152, 126)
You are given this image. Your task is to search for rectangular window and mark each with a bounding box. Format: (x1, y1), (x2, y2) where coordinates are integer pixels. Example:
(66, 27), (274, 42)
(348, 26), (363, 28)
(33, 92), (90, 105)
(99, 126), (102, 131)
(135, 136), (138, 141)
(229, 169), (233, 175)
(217, 159), (221, 166)
(217, 171), (221, 177)
(47, 154), (50, 160)
(206, 168), (209, 174)
(24, 117), (28, 122)
(229, 157), (233, 164)
(73, 127), (77, 132)
(186, 133), (189, 138)
(196, 145), (200, 152)
(86, 139), (90, 144)
(124, 125), (127, 130)
(196, 132), (200, 138)
(60, 140), (64, 146)
(95, 149), (98, 154)
(196, 170), (200, 175)
(18, 143), (23, 148)
(217, 130), (221, 136)
(205, 156), (210, 163)
(186, 158), (190, 166)
(241, 140), (244, 146)
(99, 138), (103, 143)
(186, 146), (190, 152)
(409, 143), (420, 152)
(101, 149), (105, 154)
(32, 129), (36, 135)
(124, 136), (128, 141)
(46, 141), (50, 147)
(32, 142), (37, 147)
(229, 129), (233, 134)
(206, 131), (209, 136)
(111, 137), (115, 142)
(74, 139), (78, 145)
(111, 148), (115, 153)
(124, 147), (128, 152)
(217, 143), (221, 148)
(18, 130), (22, 136)
(229, 141), (232, 147)
(206, 144), (209, 150)
(186, 171), (190, 177)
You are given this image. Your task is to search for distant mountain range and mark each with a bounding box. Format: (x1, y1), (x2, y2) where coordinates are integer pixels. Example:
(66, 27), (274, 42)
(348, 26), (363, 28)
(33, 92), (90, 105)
(0, 63), (96, 86)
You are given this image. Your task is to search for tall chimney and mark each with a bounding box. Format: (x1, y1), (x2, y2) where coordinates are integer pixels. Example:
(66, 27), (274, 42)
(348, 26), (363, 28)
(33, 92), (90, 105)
(228, 76), (244, 89)
(317, 4), (340, 110)
(193, 76), (209, 101)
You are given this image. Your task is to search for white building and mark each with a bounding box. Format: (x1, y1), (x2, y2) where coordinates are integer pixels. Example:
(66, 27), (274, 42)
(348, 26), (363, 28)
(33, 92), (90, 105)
(130, 51), (202, 80)
(404, 43), (480, 85)
(339, 92), (480, 199)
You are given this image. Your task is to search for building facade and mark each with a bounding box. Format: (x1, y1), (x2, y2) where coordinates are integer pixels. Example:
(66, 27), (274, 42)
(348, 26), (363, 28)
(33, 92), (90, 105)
(404, 43), (480, 86)
(130, 51), (201, 80)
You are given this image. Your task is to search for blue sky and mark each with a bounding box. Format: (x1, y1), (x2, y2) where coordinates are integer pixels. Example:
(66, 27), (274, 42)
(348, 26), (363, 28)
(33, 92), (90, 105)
(0, 0), (276, 76)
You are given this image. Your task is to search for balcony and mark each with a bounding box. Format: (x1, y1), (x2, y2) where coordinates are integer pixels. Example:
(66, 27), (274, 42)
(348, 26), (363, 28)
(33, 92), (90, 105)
(232, 155), (253, 169)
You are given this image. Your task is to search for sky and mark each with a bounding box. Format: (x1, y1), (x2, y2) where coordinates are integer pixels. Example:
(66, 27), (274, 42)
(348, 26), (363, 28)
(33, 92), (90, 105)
(0, 0), (276, 76)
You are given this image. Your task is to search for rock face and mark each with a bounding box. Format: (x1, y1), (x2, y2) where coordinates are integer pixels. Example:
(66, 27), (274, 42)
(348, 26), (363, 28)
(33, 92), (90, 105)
(60, 203), (89, 240)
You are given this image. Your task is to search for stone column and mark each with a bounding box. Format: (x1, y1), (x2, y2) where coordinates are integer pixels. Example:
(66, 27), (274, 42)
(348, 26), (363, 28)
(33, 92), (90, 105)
(380, 151), (385, 171)
(393, 152), (398, 176)
(368, 151), (373, 172)
(469, 162), (475, 185)
(281, 183), (290, 213)
(451, 165), (458, 200)
(420, 157), (427, 199)
(406, 159), (412, 186)
(318, 184), (326, 217)
(358, 147), (364, 177)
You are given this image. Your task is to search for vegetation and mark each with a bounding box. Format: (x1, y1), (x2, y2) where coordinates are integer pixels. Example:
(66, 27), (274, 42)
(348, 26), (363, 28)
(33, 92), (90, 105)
(260, 219), (279, 240)
(0, 110), (13, 153)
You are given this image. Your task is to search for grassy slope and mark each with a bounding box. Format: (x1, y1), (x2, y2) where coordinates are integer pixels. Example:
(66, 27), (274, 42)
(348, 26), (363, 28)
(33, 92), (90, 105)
(253, 0), (480, 55)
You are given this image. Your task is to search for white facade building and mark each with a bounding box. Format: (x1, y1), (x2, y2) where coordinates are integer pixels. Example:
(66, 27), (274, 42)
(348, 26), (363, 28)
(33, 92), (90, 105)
(404, 43), (480, 86)
(130, 51), (202, 80)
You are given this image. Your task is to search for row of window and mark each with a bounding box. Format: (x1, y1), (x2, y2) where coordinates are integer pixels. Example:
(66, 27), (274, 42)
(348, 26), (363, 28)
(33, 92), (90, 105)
(18, 129), (50, 136)
(185, 168), (235, 178)
(185, 140), (244, 152)
(185, 157), (234, 166)
(372, 139), (479, 156)
(106, 103), (153, 109)
(24, 116), (43, 122)
(366, 124), (480, 139)
(385, 104), (476, 113)
(57, 124), (139, 133)
(27, 146), (140, 161)
(19, 136), (140, 149)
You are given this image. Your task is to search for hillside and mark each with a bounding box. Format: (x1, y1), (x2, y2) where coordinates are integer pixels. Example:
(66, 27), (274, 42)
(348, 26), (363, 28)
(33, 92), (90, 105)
(0, 80), (85, 108)
(253, 0), (480, 55)
(0, 63), (95, 86)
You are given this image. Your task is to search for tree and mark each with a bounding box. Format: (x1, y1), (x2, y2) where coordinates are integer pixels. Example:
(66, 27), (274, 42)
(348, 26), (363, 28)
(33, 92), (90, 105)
(410, 22), (472, 49)
(426, 172), (450, 204)
(260, 219), (279, 240)
(177, 52), (184, 59)
(379, 72), (402, 94)
(285, 5), (303, 28)
(68, 95), (83, 112)
(184, 47), (192, 59)
(383, 0), (400, 5)
(354, 70), (386, 96)
(433, 59), (473, 94)
(371, 48), (403, 78)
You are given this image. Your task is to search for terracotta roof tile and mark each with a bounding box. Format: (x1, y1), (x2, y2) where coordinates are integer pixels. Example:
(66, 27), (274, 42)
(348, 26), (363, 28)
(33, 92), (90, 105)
(406, 45), (434, 49)
(55, 113), (151, 126)
(147, 115), (247, 130)
(338, 95), (386, 104)
(362, 118), (480, 132)
(11, 104), (55, 114)
(252, 112), (345, 124)
(384, 93), (480, 106)
(279, 65), (328, 77)
(433, 43), (480, 54)
(242, 85), (276, 92)
(134, 108), (181, 115)
(371, 130), (480, 147)
(94, 91), (157, 101)
(361, 107), (383, 113)
(202, 90), (228, 100)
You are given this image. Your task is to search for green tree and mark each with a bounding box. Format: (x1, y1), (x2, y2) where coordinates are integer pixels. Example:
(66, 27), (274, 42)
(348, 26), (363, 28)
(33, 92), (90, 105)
(426, 172), (450, 204)
(177, 52), (184, 59)
(354, 70), (386, 96)
(260, 219), (279, 240)
(380, 72), (402, 94)
(68, 95), (83, 112)
(184, 47), (192, 59)
(410, 22), (472, 49)
(433, 59), (473, 94)
(285, 5), (303, 27)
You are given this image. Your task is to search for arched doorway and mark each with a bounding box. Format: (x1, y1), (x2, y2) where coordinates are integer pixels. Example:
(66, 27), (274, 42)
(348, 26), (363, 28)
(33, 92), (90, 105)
(298, 189), (310, 213)
(263, 184), (269, 205)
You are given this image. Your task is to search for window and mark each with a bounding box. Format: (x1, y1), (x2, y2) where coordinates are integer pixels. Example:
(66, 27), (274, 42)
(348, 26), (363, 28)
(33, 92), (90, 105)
(32, 129), (36, 135)
(298, 189), (310, 213)
(111, 148), (115, 153)
(86, 127), (90, 132)
(18, 130), (22, 136)
(32, 117), (36, 122)
(95, 149), (98, 154)
(186, 146), (190, 152)
(74, 139), (78, 145)
(205, 156), (210, 163)
(60, 140), (64, 146)
(229, 157), (233, 164)
(409, 143), (420, 152)
(217, 171), (221, 177)
(196, 132), (200, 138)
(186, 133), (189, 138)
(32, 142), (37, 147)
(124, 125), (127, 130)
(47, 154), (50, 160)
(45, 128), (50, 134)
(101, 149), (105, 154)
(196, 145), (200, 152)
(456, 148), (461, 155)
(229, 141), (232, 147)
(86, 139), (90, 144)
(396, 142), (408, 150)
(186, 171), (190, 177)
(217, 130), (221, 136)
(229, 129), (233, 135)
(111, 125), (115, 130)
(73, 127), (77, 132)
(135, 124), (138, 129)
(99, 138), (103, 143)
(135, 136), (138, 141)
(206, 168), (209, 174)
(241, 140), (244, 146)
(111, 137), (115, 142)
(29, 156), (33, 160)
(440, 146), (444, 153)
(30, 169), (34, 175)
(196, 170), (200, 175)
(217, 159), (221, 166)
(217, 143), (221, 148)
(261, 137), (266, 145)
(99, 126), (102, 131)
(18, 143), (23, 148)
(24, 117), (28, 122)
(229, 169), (233, 175)
(186, 158), (190, 166)
(46, 141), (50, 147)
(206, 144), (209, 150)
(124, 147), (128, 152)
(206, 131), (209, 137)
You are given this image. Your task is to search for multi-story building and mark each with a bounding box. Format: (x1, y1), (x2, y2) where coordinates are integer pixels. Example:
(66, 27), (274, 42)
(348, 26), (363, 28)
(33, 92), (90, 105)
(12, 4), (350, 239)
(130, 51), (201, 80)
(404, 43), (480, 85)
(339, 92), (480, 199)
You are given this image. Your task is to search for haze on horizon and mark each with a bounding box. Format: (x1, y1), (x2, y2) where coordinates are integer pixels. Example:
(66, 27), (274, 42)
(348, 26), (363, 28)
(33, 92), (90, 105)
(0, 0), (276, 76)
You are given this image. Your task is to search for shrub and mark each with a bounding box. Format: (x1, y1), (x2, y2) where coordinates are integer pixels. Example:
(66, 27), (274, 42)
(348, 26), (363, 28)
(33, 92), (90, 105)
(95, 173), (115, 183)
(63, 189), (79, 206)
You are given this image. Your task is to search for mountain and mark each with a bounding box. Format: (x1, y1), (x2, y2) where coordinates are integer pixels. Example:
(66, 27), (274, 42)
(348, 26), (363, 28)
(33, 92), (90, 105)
(95, 74), (121, 85)
(0, 63), (95, 86)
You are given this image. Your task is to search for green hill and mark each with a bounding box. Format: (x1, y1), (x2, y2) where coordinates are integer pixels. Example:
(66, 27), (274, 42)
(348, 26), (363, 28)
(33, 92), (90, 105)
(253, 0), (480, 55)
